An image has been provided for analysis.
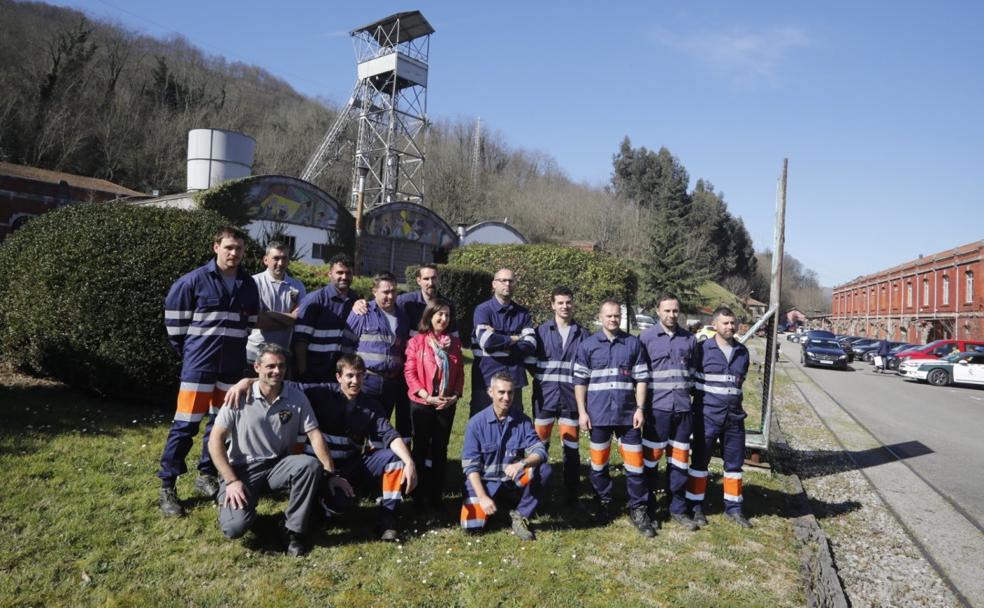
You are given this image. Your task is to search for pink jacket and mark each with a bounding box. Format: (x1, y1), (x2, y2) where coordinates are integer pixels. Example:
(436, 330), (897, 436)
(404, 332), (464, 405)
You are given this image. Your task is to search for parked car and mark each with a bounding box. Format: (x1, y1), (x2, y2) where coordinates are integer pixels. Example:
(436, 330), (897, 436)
(851, 339), (882, 361)
(786, 332), (801, 343)
(883, 343), (921, 370)
(801, 329), (836, 347)
(863, 341), (912, 364)
(801, 337), (849, 369)
(695, 326), (717, 342)
(635, 314), (656, 330)
(900, 351), (984, 386)
(892, 339), (984, 370)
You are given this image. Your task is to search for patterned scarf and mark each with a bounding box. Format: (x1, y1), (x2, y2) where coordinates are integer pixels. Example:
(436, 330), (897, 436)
(427, 332), (451, 397)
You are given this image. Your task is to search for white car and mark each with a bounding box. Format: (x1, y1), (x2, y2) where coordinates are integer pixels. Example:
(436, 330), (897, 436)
(900, 351), (984, 386)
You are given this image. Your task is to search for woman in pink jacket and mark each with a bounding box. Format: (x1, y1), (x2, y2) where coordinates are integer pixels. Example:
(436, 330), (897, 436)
(404, 298), (464, 510)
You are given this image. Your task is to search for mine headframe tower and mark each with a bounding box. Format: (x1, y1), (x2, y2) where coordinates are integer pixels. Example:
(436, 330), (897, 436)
(301, 11), (433, 211)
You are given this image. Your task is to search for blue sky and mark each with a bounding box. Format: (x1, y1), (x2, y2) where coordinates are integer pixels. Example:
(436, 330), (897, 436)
(49, 1), (984, 287)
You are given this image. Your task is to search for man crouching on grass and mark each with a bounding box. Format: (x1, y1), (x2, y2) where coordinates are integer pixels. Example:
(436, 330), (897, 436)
(460, 372), (551, 540)
(208, 343), (344, 557)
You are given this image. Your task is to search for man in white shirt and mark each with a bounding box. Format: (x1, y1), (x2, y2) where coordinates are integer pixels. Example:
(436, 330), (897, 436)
(246, 242), (307, 365)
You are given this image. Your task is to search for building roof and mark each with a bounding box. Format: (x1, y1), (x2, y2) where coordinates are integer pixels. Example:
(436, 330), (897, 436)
(746, 297), (767, 307)
(835, 239), (984, 290)
(0, 162), (147, 198)
(351, 11), (434, 45)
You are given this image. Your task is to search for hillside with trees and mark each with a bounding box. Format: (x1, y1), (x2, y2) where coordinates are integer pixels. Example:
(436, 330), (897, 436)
(0, 0), (827, 314)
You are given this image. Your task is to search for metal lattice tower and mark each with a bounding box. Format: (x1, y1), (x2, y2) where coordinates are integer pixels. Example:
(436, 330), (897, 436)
(300, 11), (433, 210)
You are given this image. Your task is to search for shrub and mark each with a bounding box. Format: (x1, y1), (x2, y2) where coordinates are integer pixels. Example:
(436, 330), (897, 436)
(449, 244), (638, 327)
(290, 261), (373, 297)
(192, 176), (258, 225)
(0, 203), (262, 400)
(405, 265), (493, 344)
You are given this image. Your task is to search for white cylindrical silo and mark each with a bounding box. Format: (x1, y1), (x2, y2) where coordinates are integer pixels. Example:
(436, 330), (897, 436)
(186, 128), (256, 191)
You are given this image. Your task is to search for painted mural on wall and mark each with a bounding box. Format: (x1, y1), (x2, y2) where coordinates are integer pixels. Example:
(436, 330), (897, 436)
(365, 202), (457, 249)
(244, 177), (342, 229)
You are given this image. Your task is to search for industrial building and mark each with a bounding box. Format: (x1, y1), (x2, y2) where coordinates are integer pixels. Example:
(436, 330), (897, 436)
(830, 241), (984, 341)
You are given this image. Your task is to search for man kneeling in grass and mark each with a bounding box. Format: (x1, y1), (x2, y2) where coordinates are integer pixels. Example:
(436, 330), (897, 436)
(225, 355), (417, 542)
(208, 343), (343, 557)
(460, 372), (551, 540)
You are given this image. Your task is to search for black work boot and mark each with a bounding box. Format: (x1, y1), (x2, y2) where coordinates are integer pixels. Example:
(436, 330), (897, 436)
(670, 512), (698, 531)
(726, 511), (753, 529)
(692, 510), (708, 528)
(194, 474), (220, 500)
(379, 512), (399, 542)
(629, 505), (657, 538)
(593, 499), (613, 525)
(286, 531), (310, 557)
(159, 486), (185, 517)
(509, 510), (536, 541)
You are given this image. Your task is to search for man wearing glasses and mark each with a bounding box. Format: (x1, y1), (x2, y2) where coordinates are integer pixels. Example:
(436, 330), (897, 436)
(470, 269), (536, 416)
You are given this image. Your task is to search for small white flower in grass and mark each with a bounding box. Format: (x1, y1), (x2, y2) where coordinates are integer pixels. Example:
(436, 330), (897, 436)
(396, 559), (402, 564)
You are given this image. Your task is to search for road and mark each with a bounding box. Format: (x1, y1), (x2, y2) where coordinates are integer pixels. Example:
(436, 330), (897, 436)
(783, 340), (984, 607)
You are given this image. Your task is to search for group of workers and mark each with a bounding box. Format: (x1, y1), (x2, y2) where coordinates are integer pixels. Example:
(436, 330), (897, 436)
(156, 226), (753, 556)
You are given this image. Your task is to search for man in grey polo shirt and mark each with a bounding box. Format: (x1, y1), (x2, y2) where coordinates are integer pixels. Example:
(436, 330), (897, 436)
(246, 242), (307, 365)
(208, 343), (349, 557)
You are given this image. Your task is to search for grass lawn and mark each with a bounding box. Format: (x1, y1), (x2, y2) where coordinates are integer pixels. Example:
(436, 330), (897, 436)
(0, 351), (803, 607)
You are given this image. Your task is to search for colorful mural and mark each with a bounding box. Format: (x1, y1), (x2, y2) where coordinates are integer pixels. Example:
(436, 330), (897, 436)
(244, 177), (342, 229)
(365, 202), (457, 249)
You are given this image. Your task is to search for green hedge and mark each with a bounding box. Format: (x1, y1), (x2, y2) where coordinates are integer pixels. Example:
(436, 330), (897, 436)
(290, 261), (372, 297)
(405, 265), (493, 344)
(449, 244), (638, 327)
(192, 176), (258, 225)
(0, 203), (262, 400)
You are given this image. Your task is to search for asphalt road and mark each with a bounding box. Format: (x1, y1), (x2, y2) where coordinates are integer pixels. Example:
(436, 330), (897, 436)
(785, 340), (984, 606)
(789, 342), (984, 527)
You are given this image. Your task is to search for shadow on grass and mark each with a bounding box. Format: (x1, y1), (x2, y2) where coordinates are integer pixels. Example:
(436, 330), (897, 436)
(0, 381), (173, 443)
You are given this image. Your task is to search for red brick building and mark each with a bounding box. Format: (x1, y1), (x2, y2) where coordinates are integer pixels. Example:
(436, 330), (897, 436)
(0, 162), (147, 241)
(831, 241), (984, 342)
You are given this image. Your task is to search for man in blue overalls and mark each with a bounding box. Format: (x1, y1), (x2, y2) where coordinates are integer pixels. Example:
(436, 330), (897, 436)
(527, 286), (586, 504)
(639, 293), (698, 530)
(687, 306), (753, 529)
(347, 272), (411, 446)
(574, 299), (655, 537)
(470, 268), (536, 415)
(293, 253), (360, 381)
(158, 226), (260, 517)
(460, 372), (551, 541)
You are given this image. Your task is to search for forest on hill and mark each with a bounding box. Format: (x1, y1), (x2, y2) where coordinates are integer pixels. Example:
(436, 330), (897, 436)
(0, 0), (828, 312)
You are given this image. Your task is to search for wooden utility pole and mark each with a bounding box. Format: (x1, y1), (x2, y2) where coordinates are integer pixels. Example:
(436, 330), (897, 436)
(762, 158), (788, 449)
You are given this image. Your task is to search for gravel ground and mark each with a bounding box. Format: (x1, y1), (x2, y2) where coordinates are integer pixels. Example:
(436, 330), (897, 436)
(772, 361), (960, 608)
